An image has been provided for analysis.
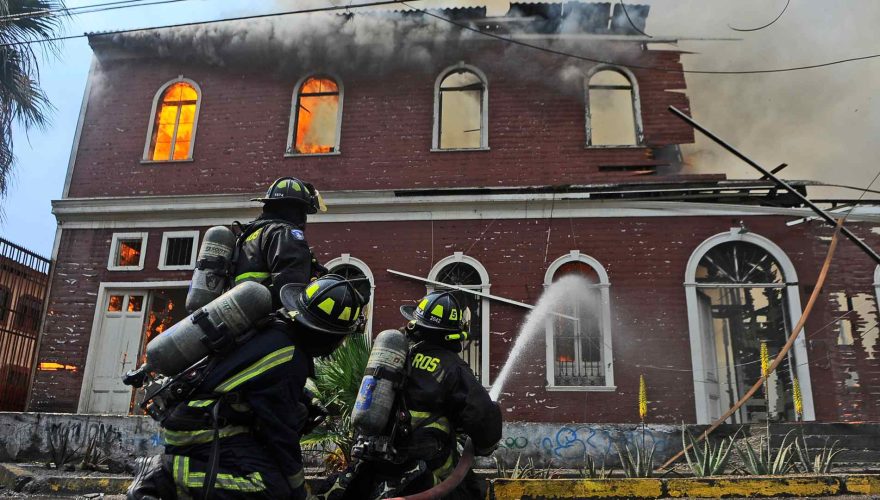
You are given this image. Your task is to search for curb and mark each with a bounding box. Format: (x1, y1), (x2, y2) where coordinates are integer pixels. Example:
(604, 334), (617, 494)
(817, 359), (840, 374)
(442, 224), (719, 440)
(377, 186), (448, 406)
(0, 463), (130, 495)
(489, 474), (880, 499)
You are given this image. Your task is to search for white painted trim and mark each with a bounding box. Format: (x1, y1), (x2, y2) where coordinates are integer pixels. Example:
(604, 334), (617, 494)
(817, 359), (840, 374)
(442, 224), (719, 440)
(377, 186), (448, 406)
(585, 65), (644, 146)
(107, 232), (149, 271)
(54, 192), (880, 229)
(427, 252), (491, 386)
(546, 385), (617, 392)
(77, 280), (190, 413)
(433, 62), (489, 151)
(141, 76), (202, 162)
(683, 230), (815, 424)
(874, 266), (880, 313)
(325, 254), (375, 340)
(158, 230), (200, 271)
(286, 74), (344, 155)
(543, 251), (615, 390)
(62, 56), (96, 199)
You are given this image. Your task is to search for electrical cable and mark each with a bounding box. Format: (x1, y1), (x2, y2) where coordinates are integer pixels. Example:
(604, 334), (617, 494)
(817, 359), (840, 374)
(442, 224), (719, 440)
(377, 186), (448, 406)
(810, 182), (880, 197)
(729, 0), (791, 32)
(0, 0), (169, 22)
(618, 0), (651, 38)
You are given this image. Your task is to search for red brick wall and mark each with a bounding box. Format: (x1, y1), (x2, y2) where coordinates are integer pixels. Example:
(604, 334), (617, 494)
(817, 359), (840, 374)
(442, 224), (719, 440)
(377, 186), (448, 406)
(67, 43), (695, 198)
(32, 216), (880, 423)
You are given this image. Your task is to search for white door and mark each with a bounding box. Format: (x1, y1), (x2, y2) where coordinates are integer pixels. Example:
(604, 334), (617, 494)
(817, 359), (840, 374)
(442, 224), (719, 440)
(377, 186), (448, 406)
(85, 292), (147, 414)
(697, 291), (723, 422)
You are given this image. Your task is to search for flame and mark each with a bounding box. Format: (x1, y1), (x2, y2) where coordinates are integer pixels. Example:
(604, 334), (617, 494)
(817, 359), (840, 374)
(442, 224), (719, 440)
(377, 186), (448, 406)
(140, 298), (176, 365)
(294, 77), (338, 154)
(118, 241), (141, 267)
(557, 355), (574, 363)
(39, 362), (77, 372)
(151, 82), (198, 161)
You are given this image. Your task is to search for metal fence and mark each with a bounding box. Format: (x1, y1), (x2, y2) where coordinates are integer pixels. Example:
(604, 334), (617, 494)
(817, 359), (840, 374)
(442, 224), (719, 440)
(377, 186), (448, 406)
(0, 238), (51, 411)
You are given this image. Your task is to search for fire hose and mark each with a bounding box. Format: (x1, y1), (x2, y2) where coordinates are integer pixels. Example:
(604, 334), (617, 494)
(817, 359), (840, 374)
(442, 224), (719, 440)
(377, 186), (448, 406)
(388, 437), (475, 500)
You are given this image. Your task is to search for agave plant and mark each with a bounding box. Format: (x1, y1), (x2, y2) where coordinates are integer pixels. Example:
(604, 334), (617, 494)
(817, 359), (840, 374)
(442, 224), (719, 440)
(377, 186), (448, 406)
(681, 425), (737, 477)
(795, 434), (845, 474)
(578, 454), (612, 479)
(301, 334), (371, 469)
(616, 438), (655, 478)
(494, 455), (558, 479)
(735, 429), (796, 475)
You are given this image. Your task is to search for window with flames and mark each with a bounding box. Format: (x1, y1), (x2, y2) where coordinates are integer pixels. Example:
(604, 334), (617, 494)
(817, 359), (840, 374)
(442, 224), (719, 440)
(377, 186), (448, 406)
(290, 77), (341, 155)
(148, 81), (199, 161)
(550, 261), (605, 386)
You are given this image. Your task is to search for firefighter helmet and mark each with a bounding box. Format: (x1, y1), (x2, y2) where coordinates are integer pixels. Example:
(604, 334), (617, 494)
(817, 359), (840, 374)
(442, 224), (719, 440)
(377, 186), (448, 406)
(400, 290), (468, 336)
(280, 274), (366, 336)
(251, 177), (320, 214)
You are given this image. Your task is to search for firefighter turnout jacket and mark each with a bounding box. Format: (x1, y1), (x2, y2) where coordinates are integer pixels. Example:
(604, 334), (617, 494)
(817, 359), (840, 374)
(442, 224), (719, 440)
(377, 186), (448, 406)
(233, 213), (325, 308)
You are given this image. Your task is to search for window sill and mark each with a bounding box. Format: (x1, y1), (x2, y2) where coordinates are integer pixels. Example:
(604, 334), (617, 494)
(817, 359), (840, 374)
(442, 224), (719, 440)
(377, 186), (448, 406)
(546, 385), (617, 392)
(107, 266), (145, 272)
(430, 147), (491, 153)
(284, 151), (341, 158)
(158, 265), (196, 271)
(140, 159), (194, 165)
(584, 144), (644, 150)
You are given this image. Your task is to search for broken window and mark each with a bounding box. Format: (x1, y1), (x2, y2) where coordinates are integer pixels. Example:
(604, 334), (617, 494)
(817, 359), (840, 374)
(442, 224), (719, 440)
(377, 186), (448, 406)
(436, 68), (486, 150)
(547, 260), (608, 387)
(587, 69), (639, 146)
(290, 77), (341, 154)
(147, 81), (199, 161)
(833, 291), (877, 359)
(695, 241), (797, 423)
(159, 231), (198, 270)
(12, 295), (42, 332)
(108, 233), (147, 271)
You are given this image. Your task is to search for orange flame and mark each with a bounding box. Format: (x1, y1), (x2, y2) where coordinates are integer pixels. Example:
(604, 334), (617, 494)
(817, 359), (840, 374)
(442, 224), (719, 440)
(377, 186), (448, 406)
(39, 362), (77, 372)
(151, 82), (198, 161)
(294, 78), (338, 154)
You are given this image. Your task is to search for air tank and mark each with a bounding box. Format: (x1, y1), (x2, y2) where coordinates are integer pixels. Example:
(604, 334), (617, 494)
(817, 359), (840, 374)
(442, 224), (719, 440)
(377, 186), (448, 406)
(186, 226), (237, 313)
(352, 329), (409, 436)
(145, 281), (272, 376)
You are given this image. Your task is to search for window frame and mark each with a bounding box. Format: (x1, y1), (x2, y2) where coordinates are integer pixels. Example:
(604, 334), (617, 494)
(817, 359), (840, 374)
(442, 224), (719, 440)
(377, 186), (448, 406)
(684, 229), (814, 424)
(285, 74), (344, 157)
(0, 285), (10, 325)
(12, 294), (43, 332)
(584, 65), (644, 148)
(107, 232), (149, 271)
(325, 254), (374, 340)
(158, 230), (200, 271)
(432, 62), (490, 152)
(427, 252), (491, 386)
(544, 250), (615, 391)
(141, 76), (202, 163)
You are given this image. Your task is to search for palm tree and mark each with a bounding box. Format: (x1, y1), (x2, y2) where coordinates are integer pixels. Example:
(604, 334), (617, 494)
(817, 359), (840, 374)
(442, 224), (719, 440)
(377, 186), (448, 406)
(0, 0), (66, 208)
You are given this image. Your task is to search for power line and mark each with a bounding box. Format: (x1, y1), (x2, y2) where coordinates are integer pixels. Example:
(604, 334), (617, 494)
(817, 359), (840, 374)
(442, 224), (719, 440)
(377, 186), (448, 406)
(0, 0), (411, 48)
(400, 2), (880, 76)
(618, 0), (651, 39)
(0, 0), (169, 22)
(729, 0), (791, 32)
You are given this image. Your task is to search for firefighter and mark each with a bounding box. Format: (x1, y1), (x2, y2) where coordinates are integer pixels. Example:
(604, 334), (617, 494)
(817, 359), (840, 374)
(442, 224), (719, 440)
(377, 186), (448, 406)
(318, 291), (502, 499)
(128, 274), (367, 500)
(234, 176), (328, 308)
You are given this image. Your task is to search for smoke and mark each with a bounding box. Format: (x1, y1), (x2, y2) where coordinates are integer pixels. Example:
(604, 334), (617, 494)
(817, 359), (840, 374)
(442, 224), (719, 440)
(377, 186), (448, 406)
(489, 274), (599, 401)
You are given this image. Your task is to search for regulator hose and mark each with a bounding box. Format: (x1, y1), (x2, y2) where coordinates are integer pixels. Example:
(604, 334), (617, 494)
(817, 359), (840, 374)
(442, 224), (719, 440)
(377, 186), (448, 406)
(389, 437), (475, 500)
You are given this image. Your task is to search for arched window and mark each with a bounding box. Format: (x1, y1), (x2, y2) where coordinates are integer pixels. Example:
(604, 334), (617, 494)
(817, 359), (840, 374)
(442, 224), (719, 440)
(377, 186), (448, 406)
(685, 231), (814, 424)
(288, 76), (342, 155)
(428, 253), (490, 385)
(433, 64), (488, 150)
(586, 68), (642, 146)
(544, 251), (614, 390)
(144, 78), (201, 161)
(325, 254), (374, 338)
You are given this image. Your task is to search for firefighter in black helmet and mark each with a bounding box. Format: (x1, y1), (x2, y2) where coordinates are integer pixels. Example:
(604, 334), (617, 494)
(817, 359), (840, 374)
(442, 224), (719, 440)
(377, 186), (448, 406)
(317, 291), (501, 500)
(128, 275), (367, 500)
(234, 176), (328, 308)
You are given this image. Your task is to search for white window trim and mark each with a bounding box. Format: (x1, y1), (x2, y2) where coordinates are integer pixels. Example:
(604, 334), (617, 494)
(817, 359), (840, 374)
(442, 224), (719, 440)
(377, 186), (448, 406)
(543, 250), (615, 391)
(873, 266), (880, 313)
(427, 252), (491, 386)
(584, 65), (644, 147)
(141, 76), (202, 163)
(158, 230), (200, 271)
(285, 73), (344, 157)
(107, 232), (149, 271)
(325, 254), (375, 341)
(432, 62), (490, 151)
(684, 228), (815, 424)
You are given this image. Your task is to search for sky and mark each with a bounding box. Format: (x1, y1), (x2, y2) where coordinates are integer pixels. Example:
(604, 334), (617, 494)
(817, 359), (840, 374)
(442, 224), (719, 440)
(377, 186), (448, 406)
(2, 0), (879, 257)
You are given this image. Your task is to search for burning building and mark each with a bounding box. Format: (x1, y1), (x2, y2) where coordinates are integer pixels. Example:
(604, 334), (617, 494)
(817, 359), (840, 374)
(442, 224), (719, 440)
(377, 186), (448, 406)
(29, 2), (880, 429)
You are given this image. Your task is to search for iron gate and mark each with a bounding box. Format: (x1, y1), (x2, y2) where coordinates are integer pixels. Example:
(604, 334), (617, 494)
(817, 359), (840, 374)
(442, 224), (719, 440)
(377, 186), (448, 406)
(0, 238), (50, 410)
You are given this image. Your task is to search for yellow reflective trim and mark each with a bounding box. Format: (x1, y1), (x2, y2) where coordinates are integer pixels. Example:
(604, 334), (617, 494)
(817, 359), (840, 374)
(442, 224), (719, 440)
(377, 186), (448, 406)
(432, 452), (455, 482)
(338, 306), (351, 321)
(292, 181), (302, 192)
(215, 346), (296, 393)
(306, 282), (320, 299)
(354, 306), (360, 319)
(317, 298), (335, 315)
(234, 271), (269, 283)
(187, 399), (215, 408)
(417, 298), (428, 311)
(173, 454), (266, 492)
(409, 410), (451, 434)
(162, 426), (250, 446)
(244, 227), (263, 243)
(449, 308), (459, 320)
(431, 304), (444, 318)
